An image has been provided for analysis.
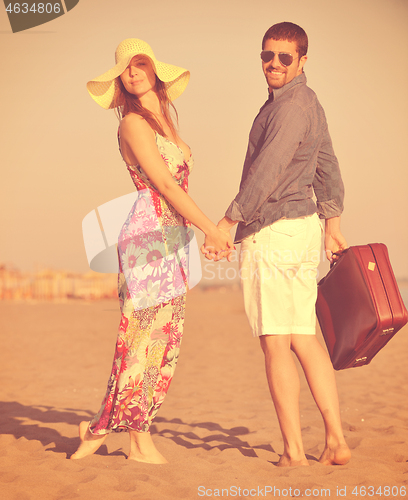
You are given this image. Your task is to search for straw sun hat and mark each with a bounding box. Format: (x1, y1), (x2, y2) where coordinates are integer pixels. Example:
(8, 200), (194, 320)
(87, 38), (190, 109)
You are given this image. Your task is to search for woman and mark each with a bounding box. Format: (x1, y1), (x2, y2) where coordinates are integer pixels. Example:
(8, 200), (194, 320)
(71, 39), (232, 463)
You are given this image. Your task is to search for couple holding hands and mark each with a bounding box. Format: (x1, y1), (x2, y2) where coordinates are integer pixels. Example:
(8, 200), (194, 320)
(71, 22), (350, 468)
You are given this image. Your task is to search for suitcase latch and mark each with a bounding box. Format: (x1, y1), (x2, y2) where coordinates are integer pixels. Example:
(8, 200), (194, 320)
(368, 261), (376, 271)
(381, 327), (394, 336)
(354, 357), (367, 365)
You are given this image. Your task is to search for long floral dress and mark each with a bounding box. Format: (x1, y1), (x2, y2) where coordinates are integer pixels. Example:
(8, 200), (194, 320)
(89, 132), (194, 435)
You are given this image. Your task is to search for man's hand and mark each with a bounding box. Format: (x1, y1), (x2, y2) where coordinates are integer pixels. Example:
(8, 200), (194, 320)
(200, 227), (234, 262)
(324, 216), (347, 264)
(201, 216), (237, 262)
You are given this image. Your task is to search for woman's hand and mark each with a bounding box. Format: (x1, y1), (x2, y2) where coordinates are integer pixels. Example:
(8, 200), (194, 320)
(201, 216), (237, 262)
(201, 227), (234, 262)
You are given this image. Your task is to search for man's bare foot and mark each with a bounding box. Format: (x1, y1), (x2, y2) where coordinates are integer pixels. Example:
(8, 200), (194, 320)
(70, 421), (108, 460)
(128, 430), (168, 464)
(277, 454), (309, 467)
(319, 443), (351, 465)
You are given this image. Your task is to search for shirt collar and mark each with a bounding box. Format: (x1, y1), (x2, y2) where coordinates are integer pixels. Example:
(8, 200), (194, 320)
(268, 72), (307, 102)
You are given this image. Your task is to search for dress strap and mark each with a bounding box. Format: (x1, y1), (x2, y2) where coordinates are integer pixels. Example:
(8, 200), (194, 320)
(117, 126), (125, 162)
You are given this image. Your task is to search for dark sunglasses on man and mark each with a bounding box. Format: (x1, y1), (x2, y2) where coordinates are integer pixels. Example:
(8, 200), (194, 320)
(260, 50), (299, 67)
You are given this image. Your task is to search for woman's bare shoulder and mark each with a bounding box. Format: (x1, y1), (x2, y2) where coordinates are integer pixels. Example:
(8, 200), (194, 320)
(120, 113), (151, 135)
(121, 112), (145, 125)
(119, 114), (157, 167)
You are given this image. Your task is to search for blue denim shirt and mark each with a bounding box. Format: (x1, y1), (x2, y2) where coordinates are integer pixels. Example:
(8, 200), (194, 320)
(225, 73), (344, 243)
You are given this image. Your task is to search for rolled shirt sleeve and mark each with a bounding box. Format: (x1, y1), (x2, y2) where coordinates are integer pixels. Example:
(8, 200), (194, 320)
(313, 120), (345, 219)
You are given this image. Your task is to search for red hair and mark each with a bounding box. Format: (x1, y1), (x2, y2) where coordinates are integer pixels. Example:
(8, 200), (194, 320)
(113, 74), (179, 139)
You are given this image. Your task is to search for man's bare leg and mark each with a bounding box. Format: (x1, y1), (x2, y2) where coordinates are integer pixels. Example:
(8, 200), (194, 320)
(291, 335), (351, 465)
(260, 335), (309, 467)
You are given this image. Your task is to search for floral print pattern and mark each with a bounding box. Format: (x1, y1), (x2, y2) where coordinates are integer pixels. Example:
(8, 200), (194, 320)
(117, 136), (195, 312)
(89, 133), (193, 435)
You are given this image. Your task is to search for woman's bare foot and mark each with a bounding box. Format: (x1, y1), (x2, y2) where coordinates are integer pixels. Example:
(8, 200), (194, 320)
(319, 443), (351, 465)
(70, 421), (108, 460)
(128, 430), (168, 464)
(277, 453), (309, 467)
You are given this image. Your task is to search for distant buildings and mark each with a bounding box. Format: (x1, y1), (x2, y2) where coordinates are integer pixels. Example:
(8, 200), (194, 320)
(0, 264), (118, 301)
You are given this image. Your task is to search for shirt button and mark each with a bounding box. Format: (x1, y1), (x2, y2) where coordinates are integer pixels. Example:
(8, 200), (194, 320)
(253, 240), (256, 243)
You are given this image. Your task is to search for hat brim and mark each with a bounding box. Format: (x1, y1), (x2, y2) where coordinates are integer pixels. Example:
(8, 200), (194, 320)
(87, 55), (190, 109)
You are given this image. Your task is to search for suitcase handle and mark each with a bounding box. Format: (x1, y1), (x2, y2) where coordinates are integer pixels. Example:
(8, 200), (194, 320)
(330, 249), (348, 269)
(318, 248), (349, 286)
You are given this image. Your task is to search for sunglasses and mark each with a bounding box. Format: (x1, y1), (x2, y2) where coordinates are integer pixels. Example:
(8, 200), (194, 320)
(260, 50), (298, 67)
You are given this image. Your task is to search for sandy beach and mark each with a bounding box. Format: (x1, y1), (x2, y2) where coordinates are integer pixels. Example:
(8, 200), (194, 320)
(1, 287), (407, 500)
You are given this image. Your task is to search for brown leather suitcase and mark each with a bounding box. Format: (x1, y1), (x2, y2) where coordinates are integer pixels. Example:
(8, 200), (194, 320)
(316, 243), (408, 370)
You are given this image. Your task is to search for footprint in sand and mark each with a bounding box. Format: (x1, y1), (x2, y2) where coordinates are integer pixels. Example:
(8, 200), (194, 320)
(78, 474), (98, 484)
(0, 472), (20, 484)
(345, 437), (362, 450)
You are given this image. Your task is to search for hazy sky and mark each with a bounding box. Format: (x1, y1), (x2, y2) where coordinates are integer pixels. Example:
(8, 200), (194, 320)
(1, 0), (407, 281)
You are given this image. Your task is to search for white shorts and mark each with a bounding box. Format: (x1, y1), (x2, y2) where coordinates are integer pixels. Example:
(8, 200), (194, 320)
(239, 213), (323, 337)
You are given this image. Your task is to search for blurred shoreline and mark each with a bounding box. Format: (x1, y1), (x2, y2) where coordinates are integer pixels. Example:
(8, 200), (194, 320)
(0, 264), (118, 301)
(1, 263), (407, 306)
(0, 263), (242, 302)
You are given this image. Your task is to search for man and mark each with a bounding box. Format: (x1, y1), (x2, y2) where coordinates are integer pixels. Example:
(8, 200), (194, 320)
(204, 22), (351, 467)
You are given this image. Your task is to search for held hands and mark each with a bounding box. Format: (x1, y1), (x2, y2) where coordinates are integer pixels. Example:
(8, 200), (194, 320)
(201, 226), (234, 262)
